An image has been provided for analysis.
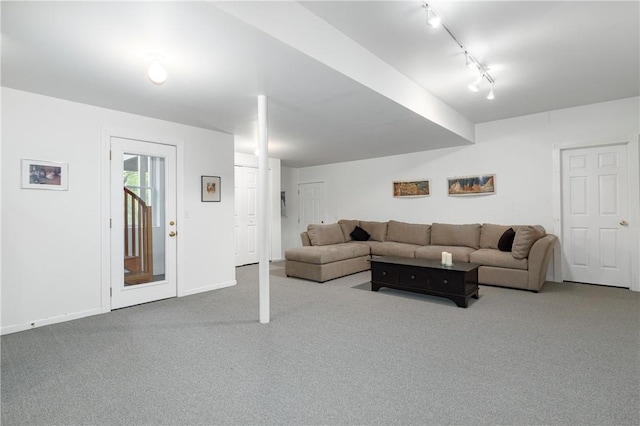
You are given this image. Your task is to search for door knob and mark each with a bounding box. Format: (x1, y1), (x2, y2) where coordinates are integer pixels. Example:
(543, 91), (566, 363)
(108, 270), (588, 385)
(620, 220), (628, 226)
(169, 231), (177, 237)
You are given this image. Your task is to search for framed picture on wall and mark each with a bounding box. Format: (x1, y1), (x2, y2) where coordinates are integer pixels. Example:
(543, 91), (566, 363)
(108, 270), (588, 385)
(21, 159), (69, 190)
(201, 176), (221, 202)
(393, 179), (430, 197)
(447, 174), (496, 196)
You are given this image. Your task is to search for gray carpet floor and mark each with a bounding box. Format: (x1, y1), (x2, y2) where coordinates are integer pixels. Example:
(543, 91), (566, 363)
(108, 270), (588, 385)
(2, 261), (639, 425)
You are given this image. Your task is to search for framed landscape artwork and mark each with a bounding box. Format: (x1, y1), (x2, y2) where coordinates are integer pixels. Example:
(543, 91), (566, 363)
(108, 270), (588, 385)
(201, 176), (221, 202)
(447, 174), (495, 196)
(21, 159), (69, 190)
(393, 179), (430, 197)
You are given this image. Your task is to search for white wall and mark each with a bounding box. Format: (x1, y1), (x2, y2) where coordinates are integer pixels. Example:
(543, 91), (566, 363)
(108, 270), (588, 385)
(1, 88), (237, 334)
(181, 134), (236, 295)
(280, 166), (299, 258)
(289, 112), (556, 228)
(234, 152), (282, 260)
(282, 97), (640, 288)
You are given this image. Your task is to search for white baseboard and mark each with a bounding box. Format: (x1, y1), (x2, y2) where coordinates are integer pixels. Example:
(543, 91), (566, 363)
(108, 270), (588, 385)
(1, 307), (104, 336)
(182, 280), (237, 297)
(1, 280), (238, 335)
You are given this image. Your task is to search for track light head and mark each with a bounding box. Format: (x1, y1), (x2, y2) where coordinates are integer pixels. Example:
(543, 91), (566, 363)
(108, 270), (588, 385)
(468, 76), (482, 93)
(465, 53), (480, 75)
(424, 3), (441, 28)
(486, 84), (495, 100)
(427, 12), (441, 28)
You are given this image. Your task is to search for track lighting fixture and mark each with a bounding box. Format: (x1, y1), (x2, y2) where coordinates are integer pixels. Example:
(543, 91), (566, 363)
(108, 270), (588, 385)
(468, 76), (482, 93)
(422, 2), (495, 100)
(486, 84), (495, 100)
(465, 53), (476, 73)
(147, 54), (167, 85)
(425, 5), (441, 28)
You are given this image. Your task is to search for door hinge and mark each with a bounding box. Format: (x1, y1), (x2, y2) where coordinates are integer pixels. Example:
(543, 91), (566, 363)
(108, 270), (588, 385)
(109, 150), (112, 160)
(110, 288), (112, 297)
(110, 218), (112, 228)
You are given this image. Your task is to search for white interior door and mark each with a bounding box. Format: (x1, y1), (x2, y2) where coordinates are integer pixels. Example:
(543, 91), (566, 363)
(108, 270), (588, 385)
(110, 137), (177, 309)
(298, 182), (325, 236)
(561, 144), (630, 287)
(235, 166), (258, 266)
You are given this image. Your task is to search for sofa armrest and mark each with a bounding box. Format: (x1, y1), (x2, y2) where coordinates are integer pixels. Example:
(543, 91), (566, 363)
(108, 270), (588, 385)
(527, 234), (558, 291)
(301, 231), (311, 246)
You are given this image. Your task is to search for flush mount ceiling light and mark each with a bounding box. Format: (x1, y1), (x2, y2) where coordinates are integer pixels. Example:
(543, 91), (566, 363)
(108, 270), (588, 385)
(422, 2), (495, 100)
(147, 54), (167, 85)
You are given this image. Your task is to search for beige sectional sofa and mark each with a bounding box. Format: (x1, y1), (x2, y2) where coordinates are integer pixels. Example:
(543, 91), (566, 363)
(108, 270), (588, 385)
(284, 220), (558, 291)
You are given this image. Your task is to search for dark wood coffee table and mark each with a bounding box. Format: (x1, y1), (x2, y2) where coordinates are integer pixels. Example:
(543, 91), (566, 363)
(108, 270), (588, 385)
(370, 256), (479, 308)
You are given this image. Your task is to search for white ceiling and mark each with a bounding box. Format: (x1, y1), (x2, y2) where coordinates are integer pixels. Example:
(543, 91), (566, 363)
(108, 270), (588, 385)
(2, 1), (638, 167)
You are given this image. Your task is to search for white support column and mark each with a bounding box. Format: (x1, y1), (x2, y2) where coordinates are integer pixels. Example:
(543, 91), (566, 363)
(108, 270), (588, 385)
(257, 95), (270, 323)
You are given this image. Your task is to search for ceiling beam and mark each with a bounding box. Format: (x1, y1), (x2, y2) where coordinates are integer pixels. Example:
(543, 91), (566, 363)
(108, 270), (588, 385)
(214, 1), (475, 144)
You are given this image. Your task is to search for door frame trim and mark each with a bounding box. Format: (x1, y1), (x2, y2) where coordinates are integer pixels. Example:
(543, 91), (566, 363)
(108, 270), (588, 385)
(100, 127), (185, 312)
(552, 135), (640, 291)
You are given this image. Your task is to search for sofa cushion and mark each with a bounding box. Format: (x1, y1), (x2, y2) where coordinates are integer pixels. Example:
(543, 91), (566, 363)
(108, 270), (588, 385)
(414, 245), (476, 263)
(350, 226), (370, 241)
(370, 242), (418, 258)
(431, 223), (481, 249)
(470, 248), (528, 270)
(351, 240), (381, 251)
(498, 228), (516, 252)
(338, 219), (359, 242)
(360, 221), (388, 242)
(307, 223), (345, 246)
(285, 243), (370, 265)
(480, 223), (511, 249)
(386, 220), (431, 246)
(512, 225), (546, 259)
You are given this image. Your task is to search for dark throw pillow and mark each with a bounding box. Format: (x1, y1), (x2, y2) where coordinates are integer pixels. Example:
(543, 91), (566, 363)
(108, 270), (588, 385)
(350, 226), (371, 241)
(498, 228), (516, 252)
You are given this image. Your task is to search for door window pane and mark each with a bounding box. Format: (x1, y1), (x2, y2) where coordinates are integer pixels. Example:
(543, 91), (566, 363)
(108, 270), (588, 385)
(123, 154), (165, 286)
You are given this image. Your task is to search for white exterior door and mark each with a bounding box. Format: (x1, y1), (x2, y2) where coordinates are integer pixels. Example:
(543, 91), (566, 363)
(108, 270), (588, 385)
(235, 166), (259, 266)
(561, 144), (630, 287)
(110, 138), (178, 309)
(298, 182), (325, 236)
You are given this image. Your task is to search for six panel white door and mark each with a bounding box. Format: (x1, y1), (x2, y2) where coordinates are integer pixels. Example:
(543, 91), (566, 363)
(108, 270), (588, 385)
(298, 182), (325, 237)
(235, 166), (259, 266)
(561, 144), (629, 287)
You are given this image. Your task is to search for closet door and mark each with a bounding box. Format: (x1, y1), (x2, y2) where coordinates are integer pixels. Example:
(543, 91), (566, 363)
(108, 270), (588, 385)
(235, 166), (259, 266)
(561, 144), (630, 287)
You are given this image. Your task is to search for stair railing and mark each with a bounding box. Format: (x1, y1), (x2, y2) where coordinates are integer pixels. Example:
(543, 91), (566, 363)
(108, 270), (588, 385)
(123, 187), (153, 285)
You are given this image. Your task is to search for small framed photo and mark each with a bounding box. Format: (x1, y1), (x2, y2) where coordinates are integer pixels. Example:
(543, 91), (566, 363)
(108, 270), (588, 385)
(393, 179), (430, 197)
(201, 176), (221, 202)
(21, 159), (68, 190)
